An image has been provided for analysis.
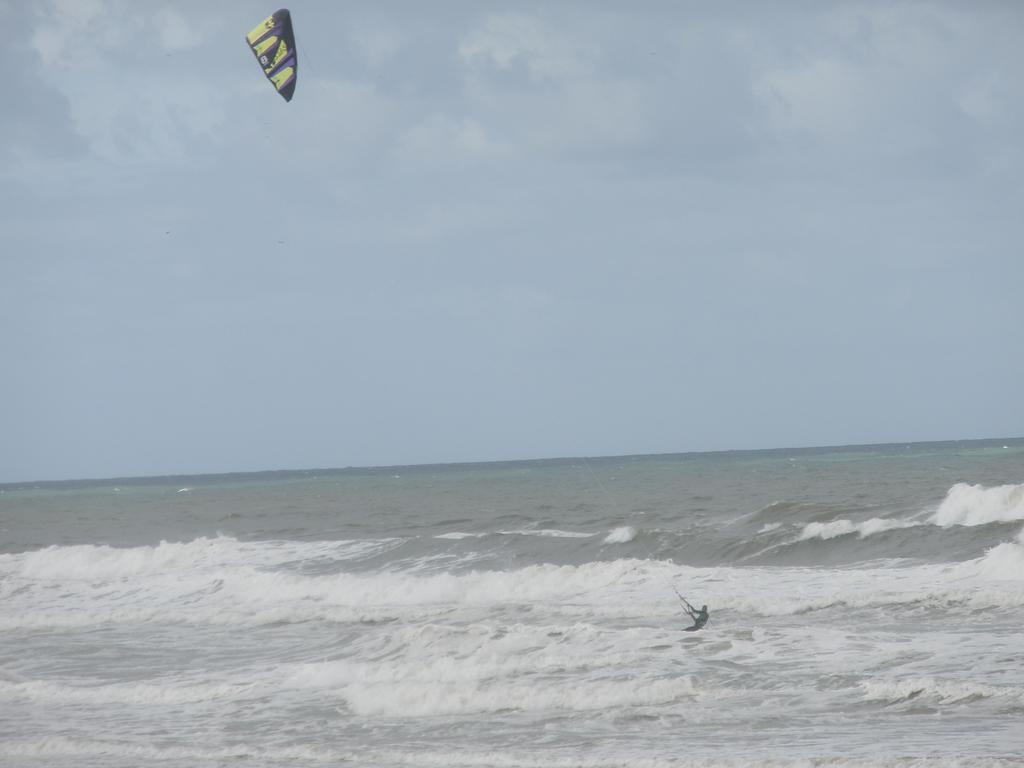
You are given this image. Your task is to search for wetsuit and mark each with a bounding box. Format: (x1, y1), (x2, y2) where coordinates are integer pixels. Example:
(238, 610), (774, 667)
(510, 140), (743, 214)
(683, 606), (709, 632)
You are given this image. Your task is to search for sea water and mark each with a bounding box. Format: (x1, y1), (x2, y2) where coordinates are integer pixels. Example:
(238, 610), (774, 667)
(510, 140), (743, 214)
(1, 439), (1023, 767)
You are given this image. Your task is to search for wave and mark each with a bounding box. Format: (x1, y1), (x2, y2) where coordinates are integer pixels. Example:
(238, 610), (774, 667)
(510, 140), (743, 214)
(16, 481), (1006, 583)
(796, 484), (1024, 544)
(342, 675), (694, 717)
(860, 677), (1024, 708)
(604, 526), (637, 544)
(973, 527), (1024, 580)
(737, 500), (868, 530)
(498, 528), (595, 538)
(748, 483), (1024, 564)
(0, 678), (258, 706)
(929, 483), (1024, 527)
(286, 641), (697, 718)
(432, 528), (597, 543)
(5, 737), (1018, 768)
(3, 535), (404, 581)
(745, 519), (1020, 568)
(798, 518), (920, 542)
(0, 549), (660, 629)
(0, 737), (340, 764)
(284, 620), (655, 689)
(3, 533), (1023, 631)
(359, 756), (1024, 768)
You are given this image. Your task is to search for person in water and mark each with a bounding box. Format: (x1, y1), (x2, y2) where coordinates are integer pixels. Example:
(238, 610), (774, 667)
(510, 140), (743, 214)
(682, 598), (709, 631)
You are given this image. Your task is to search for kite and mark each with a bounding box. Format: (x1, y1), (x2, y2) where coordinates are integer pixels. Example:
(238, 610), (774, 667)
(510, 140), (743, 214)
(245, 9), (297, 102)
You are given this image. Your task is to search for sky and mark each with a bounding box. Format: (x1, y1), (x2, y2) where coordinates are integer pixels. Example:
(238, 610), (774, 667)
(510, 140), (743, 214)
(3, 0), (1023, 483)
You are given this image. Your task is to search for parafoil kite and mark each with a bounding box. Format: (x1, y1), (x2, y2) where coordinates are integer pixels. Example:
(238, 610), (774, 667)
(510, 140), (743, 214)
(246, 9), (297, 102)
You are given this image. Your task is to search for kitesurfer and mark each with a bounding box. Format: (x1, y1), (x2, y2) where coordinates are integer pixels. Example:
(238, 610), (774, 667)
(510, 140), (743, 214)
(681, 597), (709, 632)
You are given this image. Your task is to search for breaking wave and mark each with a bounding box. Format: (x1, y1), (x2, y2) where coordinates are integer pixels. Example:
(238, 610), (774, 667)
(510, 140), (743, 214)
(604, 526), (637, 544)
(929, 483), (1024, 527)
(798, 518), (920, 541)
(4, 737), (1017, 768)
(860, 677), (1024, 708)
(3, 533), (1023, 632)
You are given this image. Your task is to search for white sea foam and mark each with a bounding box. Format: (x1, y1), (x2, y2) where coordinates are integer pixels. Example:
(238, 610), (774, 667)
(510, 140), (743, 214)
(0, 739), (1015, 768)
(0, 550), (659, 629)
(0, 678), (258, 706)
(285, 622), (649, 692)
(929, 482), (1024, 527)
(276, 615), (699, 718)
(2, 535), (403, 582)
(13, 538), (229, 580)
(341, 675), (696, 717)
(435, 529), (595, 540)
(4, 539), (1024, 633)
(972, 531), (1024, 581)
(328, 753), (1024, 768)
(603, 526), (637, 544)
(798, 518), (919, 541)
(499, 529), (595, 538)
(0, 736), (342, 763)
(795, 482), (1024, 543)
(859, 677), (1024, 706)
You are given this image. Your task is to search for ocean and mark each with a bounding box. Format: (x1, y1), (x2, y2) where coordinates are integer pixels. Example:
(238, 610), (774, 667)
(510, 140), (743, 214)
(1, 439), (1023, 767)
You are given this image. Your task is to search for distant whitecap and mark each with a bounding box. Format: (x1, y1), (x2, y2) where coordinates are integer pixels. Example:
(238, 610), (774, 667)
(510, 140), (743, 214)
(603, 526), (637, 544)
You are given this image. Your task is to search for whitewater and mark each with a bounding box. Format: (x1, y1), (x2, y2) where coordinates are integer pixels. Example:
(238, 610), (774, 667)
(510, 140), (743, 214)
(1, 439), (1022, 767)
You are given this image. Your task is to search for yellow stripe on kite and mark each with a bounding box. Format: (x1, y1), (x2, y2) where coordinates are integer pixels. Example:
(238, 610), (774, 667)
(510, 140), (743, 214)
(267, 41), (290, 71)
(245, 13), (276, 45)
(254, 35), (279, 58)
(270, 65), (295, 92)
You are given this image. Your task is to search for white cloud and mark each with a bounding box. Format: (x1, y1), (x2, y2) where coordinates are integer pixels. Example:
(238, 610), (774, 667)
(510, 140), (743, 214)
(69, 74), (227, 164)
(155, 7), (199, 52)
(826, 3), (959, 76)
(32, 2), (211, 66)
(31, 0), (107, 66)
(554, 77), (650, 148)
(392, 114), (505, 171)
(249, 78), (400, 173)
(349, 20), (405, 68)
(754, 57), (870, 145)
(749, 3), (1010, 161)
(458, 13), (650, 155)
(955, 72), (1012, 128)
(459, 13), (592, 82)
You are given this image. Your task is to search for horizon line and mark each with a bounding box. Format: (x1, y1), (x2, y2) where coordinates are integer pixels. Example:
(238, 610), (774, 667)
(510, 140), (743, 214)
(3, 434), (1021, 490)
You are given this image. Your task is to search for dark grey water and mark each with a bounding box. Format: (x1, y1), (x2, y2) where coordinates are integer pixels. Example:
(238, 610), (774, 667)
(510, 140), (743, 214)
(2, 439), (1023, 767)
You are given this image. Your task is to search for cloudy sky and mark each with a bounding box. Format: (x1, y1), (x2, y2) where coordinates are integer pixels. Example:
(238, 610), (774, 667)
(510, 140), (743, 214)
(3, 1), (1023, 482)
